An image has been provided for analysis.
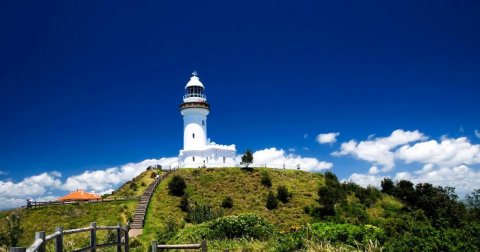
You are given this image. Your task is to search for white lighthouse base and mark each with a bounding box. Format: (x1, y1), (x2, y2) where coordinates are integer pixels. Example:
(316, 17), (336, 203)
(179, 143), (236, 168)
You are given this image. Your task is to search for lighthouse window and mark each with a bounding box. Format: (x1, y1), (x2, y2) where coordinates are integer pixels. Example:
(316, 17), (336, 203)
(193, 156), (195, 162)
(192, 133), (195, 138)
(223, 157), (226, 164)
(202, 120), (205, 126)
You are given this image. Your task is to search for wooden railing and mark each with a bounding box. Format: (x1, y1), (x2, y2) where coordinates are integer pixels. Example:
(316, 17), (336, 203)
(10, 222), (129, 252)
(26, 196), (141, 209)
(150, 240), (207, 252)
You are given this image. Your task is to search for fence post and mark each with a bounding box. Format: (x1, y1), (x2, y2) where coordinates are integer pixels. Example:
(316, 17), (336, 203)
(9, 247), (26, 252)
(55, 226), (63, 252)
(151, 240), (157, 252)
(124, 224), (129, 252)
(201, 240), (207, 252)
(116, 223), (121, 252)
(36, 231), (46, 252)
(90, 222), (97, 252)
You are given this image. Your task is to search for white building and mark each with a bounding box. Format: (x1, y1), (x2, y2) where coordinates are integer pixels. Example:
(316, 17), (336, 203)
(178, 72), (237, 168)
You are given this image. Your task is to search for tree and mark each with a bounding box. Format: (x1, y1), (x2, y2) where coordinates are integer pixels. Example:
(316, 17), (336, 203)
(168, 175), (187, 196)
(395, 180), (416, 206)
(381, 178), (395, 195)
(466, 189), (480, 221)
(277, 185), (290, 203)
(266, 191), (278, 210)
(241, 149), (253, 168)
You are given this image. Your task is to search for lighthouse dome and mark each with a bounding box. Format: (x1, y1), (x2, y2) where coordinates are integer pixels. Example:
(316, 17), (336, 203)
(185, 72), (204, 88)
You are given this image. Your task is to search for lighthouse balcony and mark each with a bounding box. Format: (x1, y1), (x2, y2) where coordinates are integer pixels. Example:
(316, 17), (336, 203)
(180, 101), (210, 110)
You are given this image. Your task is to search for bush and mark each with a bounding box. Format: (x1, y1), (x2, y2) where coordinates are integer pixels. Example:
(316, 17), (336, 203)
(179, 195), (190, 212)
(209, 214), (274, 240)
(221, 196), (234, 209)
(173, 214), (274, 242)
(150, 171), (157, 178)
(156, 218), (179, 244)
(261, 172), (272, 187)
(310, 222), (386, 246)
(185, 202), (220, 224)
(168, 175), (187, 196)
(0, 213), (23, 247)
(266, 191), (278, 210)
(277, 185), (290, 203)
(129, 182), (138, 191)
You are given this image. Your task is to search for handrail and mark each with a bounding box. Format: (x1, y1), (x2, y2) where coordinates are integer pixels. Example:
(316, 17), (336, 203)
(10, 222), (130, 252)
(151, 240), (207, 252)
(25, 195), (141, 209)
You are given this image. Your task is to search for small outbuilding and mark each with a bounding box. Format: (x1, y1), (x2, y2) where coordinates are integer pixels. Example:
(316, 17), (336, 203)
(58, 189), (102, 202)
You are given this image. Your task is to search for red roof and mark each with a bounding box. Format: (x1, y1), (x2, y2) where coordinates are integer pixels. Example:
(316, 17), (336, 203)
(58, 189), (101, 201)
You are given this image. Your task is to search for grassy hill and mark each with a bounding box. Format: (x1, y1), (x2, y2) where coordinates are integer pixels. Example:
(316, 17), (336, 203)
(2, 167), (479, 251)
(137, 168), (403, 251)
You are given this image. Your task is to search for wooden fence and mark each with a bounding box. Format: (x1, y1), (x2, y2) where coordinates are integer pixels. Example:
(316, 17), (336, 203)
(26, 196), (141, 209)
(10, 222), (129, 252)
(150, 240), (207, 252)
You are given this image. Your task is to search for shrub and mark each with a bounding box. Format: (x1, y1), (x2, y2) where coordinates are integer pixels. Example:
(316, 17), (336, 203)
(140, 182), (146, 187)
(261, 172), (272, 187)
(185, 202), (220, 224)
(310, 222), (386, 247)
(129, 182), (138, 191)
(209, 214), (274, 240)
(150, 171), (157, 178)
(221, 196), (234, 209)
(266, 191), (278, 210)
(1, 213), (23, 247)
(156, 218), (179, 244)
(129, 238), (143, 249)
(277, 185), (290, 203)
(179, 195), (190, 212)
(168, 175), (187, 196)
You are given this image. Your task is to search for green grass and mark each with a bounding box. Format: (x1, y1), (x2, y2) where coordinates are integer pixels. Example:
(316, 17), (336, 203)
(109, 169), (160, 198)
(140, 167), (325, 244)
(0, 200), (137, 247)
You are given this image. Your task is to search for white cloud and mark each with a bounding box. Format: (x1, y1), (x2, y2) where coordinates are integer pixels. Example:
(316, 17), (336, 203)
(475, 129), (480, 139)
(240, 147), (332, 171)
(333, 129), (426, 171)
(0, 157), (178, 209)
(346, 173), (384, 188)
(0, 172), (63, 209)
(368, 166), (379, 174)
(396, 137), (480, 167)
(347, 164), (480, 196)
(288, 148), (296, 152)
(316, 132), (340, 144)
(0, 172), (62, 198)
(62, 157), (178, 192)
(304, 134), (308, 139)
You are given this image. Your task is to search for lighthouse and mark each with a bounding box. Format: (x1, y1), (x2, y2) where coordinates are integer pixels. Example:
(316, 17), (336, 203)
(178, 72), (237, 168)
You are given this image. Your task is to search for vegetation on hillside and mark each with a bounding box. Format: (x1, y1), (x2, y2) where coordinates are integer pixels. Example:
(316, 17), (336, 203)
(2, 166), (479, 251)
(0, 200), (137, 250)
(138, 168), (479, 251)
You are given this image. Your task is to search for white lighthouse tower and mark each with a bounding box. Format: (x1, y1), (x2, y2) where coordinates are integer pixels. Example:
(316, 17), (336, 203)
(178, 72), (237, 168)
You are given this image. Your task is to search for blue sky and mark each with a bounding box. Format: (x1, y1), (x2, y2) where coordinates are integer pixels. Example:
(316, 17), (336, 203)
(1, 1), (480, 208)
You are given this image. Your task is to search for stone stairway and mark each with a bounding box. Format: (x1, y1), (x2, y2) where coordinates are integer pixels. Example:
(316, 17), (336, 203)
(129, 173), (167, 234)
